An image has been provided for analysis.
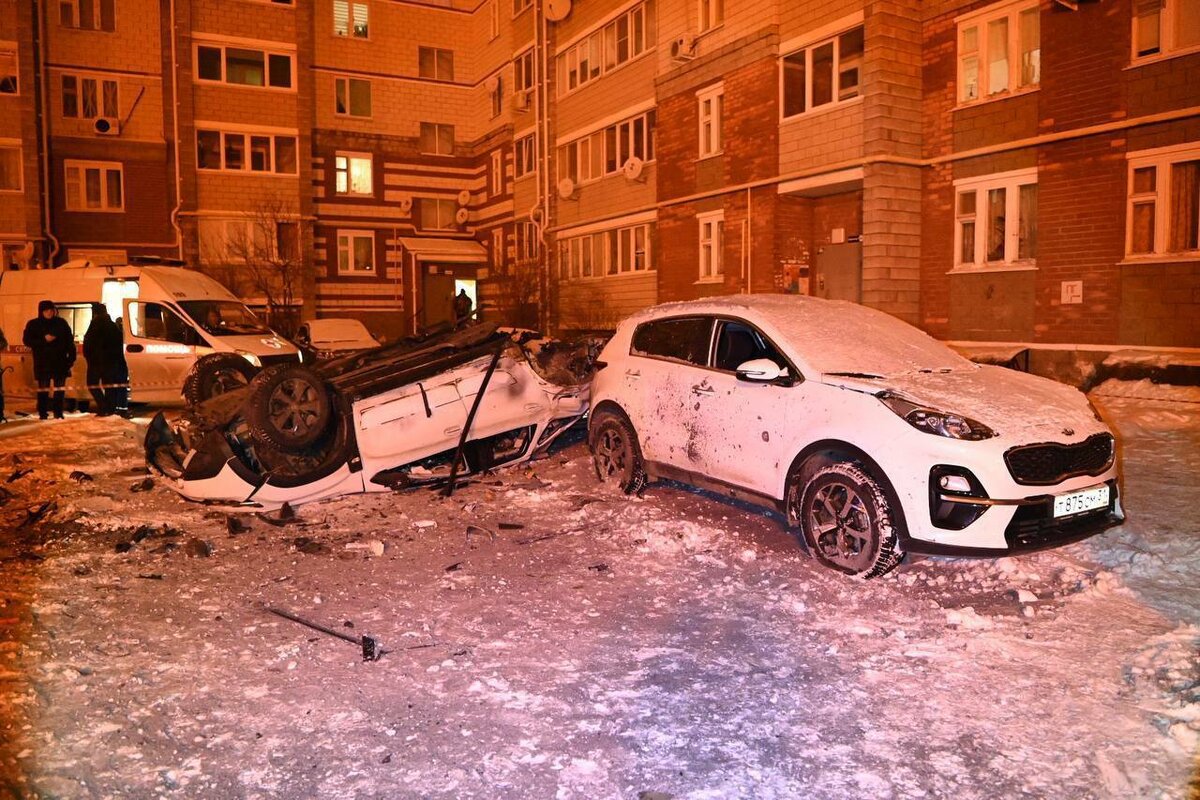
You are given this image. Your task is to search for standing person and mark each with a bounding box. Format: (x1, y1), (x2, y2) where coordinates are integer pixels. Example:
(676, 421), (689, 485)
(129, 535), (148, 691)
(108, 316), (130, 417)
(0, 325), (8, 423)
(453, 288), (473, 323)
(83, 304), (120, 416)
(22, 300), (76, 420)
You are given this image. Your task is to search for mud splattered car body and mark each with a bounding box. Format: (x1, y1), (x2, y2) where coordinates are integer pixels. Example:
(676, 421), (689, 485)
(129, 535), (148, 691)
(146, 324), (592, 509)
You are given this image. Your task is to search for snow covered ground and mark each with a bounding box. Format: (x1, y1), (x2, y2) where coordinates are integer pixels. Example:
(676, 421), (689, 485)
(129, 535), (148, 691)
(0, 385), (1197, 799)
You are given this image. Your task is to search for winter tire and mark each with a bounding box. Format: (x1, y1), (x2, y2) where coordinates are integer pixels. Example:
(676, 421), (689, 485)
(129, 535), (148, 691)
(183, 353), (257, 406)
(246, 365), (333, 451)
(589, 410), (647, 495)
(790, 461), (903, 579)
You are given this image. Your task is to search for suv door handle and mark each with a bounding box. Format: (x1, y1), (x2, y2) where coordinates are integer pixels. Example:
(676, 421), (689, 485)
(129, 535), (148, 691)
(691, 384), (714, 395)
(444, 426), (462, 435)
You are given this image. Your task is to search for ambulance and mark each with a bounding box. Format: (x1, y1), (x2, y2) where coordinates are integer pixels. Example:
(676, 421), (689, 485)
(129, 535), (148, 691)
(0, 257), (299, 406)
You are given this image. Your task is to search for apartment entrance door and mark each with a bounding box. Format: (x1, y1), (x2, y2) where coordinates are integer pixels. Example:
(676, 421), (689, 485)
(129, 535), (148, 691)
(422, 272), (456, 331)
(813, 242), (862, 303)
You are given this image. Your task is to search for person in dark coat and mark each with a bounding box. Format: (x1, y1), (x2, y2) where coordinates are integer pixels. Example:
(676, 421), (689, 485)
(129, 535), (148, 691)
(453, 288), (473, 323)
(83, 304), (123, 416)
(0, 326), (8, 423)
(22, 299), (76, 420)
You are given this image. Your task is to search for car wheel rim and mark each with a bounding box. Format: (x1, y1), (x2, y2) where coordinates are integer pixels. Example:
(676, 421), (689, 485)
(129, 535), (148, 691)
(595, 427), (629, 480)
(212, 368), (249, 396)
(808, 481), (873, 571)
(268, 378), (323, 437)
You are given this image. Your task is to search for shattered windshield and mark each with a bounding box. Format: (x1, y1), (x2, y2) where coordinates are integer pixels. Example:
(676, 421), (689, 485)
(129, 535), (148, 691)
(180, 301), (272, 336)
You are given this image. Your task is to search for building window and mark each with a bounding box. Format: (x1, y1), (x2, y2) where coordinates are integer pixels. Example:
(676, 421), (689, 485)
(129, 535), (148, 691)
(698, 0), (724, 33)
(490, 1), (500, 39)
(1127, 145), (1200, 256)
(513, 0), (532, 16)
(196, 130), (297, 174)
(492, 228), (505, 270)
(515, 221), (539, 261)
(558, 222), (653, 280)
(0, 46), (18, 95)
(514, 134), (536, 178)
(419, 122), (455, 155)
(557, 1), (653, 96)
(61, 74), (118, 119)
(1134, 0), (1200, 58)
(64, 160), (123, 211)
(782, 25), (863, 117)
(333, 0), (369, 38)
(0, 146), (21, 192)
(558, 109), (656, 184)
(491, 150), (504, 194)
(58, 0), (114, 31)
(697, 84), (723, 158)
(514, 49), (535, 93)
(334, 153), (373, 196)
(196, 44), (293, 89)
(954, 169), (1037, 267)
(490, 75), (503, 117)
(337, 230), (375, 273)
(418, 47), (454, 80)
(420, 198), (457, 230)
(957, 2), (1039, 104)
(334, 76), (371, 117)
(698, 211), (723, 280)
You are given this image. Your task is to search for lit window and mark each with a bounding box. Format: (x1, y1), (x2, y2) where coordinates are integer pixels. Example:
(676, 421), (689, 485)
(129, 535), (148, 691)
(335, 153), (373, 196)
(782, 25), (863, 117)
(64, 160), (123, 211)
(337, 230), (375, 273)
(334, 76), (372, 116)
(698, 0), (724, 33)
(954, 169), (1038, 267)
(333, 0), (369, 38)
(418, 47), (454, 81)
(698, 211), (723, 280)
(956, 3), (1039, 104)
(514, 134), (536, 178)
(1134, 0), (1200, 58)
(697, 84), (722, 158)
(419, 122), (455, 155)
(1126, 145), (1200, 256)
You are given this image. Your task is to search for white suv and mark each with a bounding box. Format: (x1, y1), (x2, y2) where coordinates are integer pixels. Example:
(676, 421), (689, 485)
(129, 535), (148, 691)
(588, 295), (1122, 578)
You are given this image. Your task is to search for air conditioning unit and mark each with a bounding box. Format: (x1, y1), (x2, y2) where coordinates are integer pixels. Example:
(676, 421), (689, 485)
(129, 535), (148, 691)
(457, 189), (471, 207)
(94, 117), (121, 136)
(514, 89), (532, 112)
(455, 207), (470, 226)
(557, 178), (577, 200)
(670, 36), (697, 61)
(622, 157), (645, 182)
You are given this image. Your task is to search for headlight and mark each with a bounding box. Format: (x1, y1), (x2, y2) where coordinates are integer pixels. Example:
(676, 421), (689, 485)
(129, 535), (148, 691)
(236, 350), (262, 368)
(879, 393), (996, 441)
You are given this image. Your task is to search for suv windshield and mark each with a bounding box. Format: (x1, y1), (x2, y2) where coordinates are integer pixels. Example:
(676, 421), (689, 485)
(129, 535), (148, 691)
(180, 300), (271, 336)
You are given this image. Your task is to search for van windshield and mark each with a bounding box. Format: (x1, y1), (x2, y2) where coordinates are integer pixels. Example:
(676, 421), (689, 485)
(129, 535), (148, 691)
(180, 301), (271, 336)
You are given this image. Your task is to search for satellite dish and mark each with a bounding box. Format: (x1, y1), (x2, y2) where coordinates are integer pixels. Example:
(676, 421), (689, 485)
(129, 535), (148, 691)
(457, 189), (471, 206)
(485, 75), (500, 93)
(455, 207), (470, 225)
(545, 0), (572, 22)
(622, 157), (645, 181)
(397, 196), (413, 214)
(557, 178), (577, 200)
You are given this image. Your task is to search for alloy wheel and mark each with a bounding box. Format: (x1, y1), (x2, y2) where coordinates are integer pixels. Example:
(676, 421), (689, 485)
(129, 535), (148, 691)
(267, 377), (324, 439)
(807, 481), (874, 572)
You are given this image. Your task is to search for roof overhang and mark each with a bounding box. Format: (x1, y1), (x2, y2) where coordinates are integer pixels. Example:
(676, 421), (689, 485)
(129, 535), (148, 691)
(398, 237), (488, 263)
(777, 167), (864, 198)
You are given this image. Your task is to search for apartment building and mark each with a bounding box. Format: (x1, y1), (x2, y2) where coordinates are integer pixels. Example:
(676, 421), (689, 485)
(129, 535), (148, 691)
(3, 0), (1197, 348)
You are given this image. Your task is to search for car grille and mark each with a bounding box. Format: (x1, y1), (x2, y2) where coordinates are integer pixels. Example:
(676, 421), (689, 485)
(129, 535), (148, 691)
(1004, 482), (1119, 551)
(259, 353), (300, 369)
(1003, 433), (1114, 486)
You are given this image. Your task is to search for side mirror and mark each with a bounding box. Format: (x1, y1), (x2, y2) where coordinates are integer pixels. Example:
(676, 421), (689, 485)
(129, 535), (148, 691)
(736, 358), (786, 383)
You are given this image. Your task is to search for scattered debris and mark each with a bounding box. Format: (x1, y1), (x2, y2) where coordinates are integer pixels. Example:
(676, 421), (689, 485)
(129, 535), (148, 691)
(136, 574), (164, 581)
(18, 501), (56, 529)
(292, 537), (328, 555)
(114, 541), (133, 554)
(68, 470), (93, 483)
(414, 520), (438, 530)
(265, 605), (384, 662)
(183, 538), (212, 558)
(444, 561), (463, 572)
(226, 515), (250, 536)
(344, 540), (385, 557)
(129, 477), (155, 493)
(6, 467), (33, 483)
(257, 505), (303, 527)
(587, 563), (609, 573)
(465, 525), (495, 543)
(498, 522), (524, 530)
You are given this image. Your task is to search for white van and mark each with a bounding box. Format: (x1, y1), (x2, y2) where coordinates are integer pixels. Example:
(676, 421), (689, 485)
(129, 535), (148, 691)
(0, 258), (299, 405)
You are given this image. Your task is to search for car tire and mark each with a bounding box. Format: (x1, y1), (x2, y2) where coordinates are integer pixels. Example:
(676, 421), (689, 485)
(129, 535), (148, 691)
(245, 365), (333, 452)
(790, 461), (903, 579)
(183, 353), (257, 406)
(589, 410), (648, 495)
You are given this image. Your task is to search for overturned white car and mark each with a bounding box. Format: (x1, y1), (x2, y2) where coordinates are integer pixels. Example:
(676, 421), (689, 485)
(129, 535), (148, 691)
(146, 324), (593, 508)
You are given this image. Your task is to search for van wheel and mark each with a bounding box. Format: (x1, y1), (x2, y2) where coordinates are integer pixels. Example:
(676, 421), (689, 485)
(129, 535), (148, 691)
(788, 462), (903, 579)
(183, 353), (257, 406)
(588, 410), (647, 495)
(246, 365), (333, 451)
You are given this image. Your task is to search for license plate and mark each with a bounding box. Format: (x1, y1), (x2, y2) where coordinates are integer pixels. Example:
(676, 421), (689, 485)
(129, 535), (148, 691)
(1052, 485), (1110, 518)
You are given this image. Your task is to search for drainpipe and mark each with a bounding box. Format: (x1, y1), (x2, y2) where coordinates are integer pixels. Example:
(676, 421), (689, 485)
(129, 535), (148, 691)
(36, 0), (60, 265)
(168, 0), (184, 259)
(536, 0), (552, 332)
(745, 186), (752, 293)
